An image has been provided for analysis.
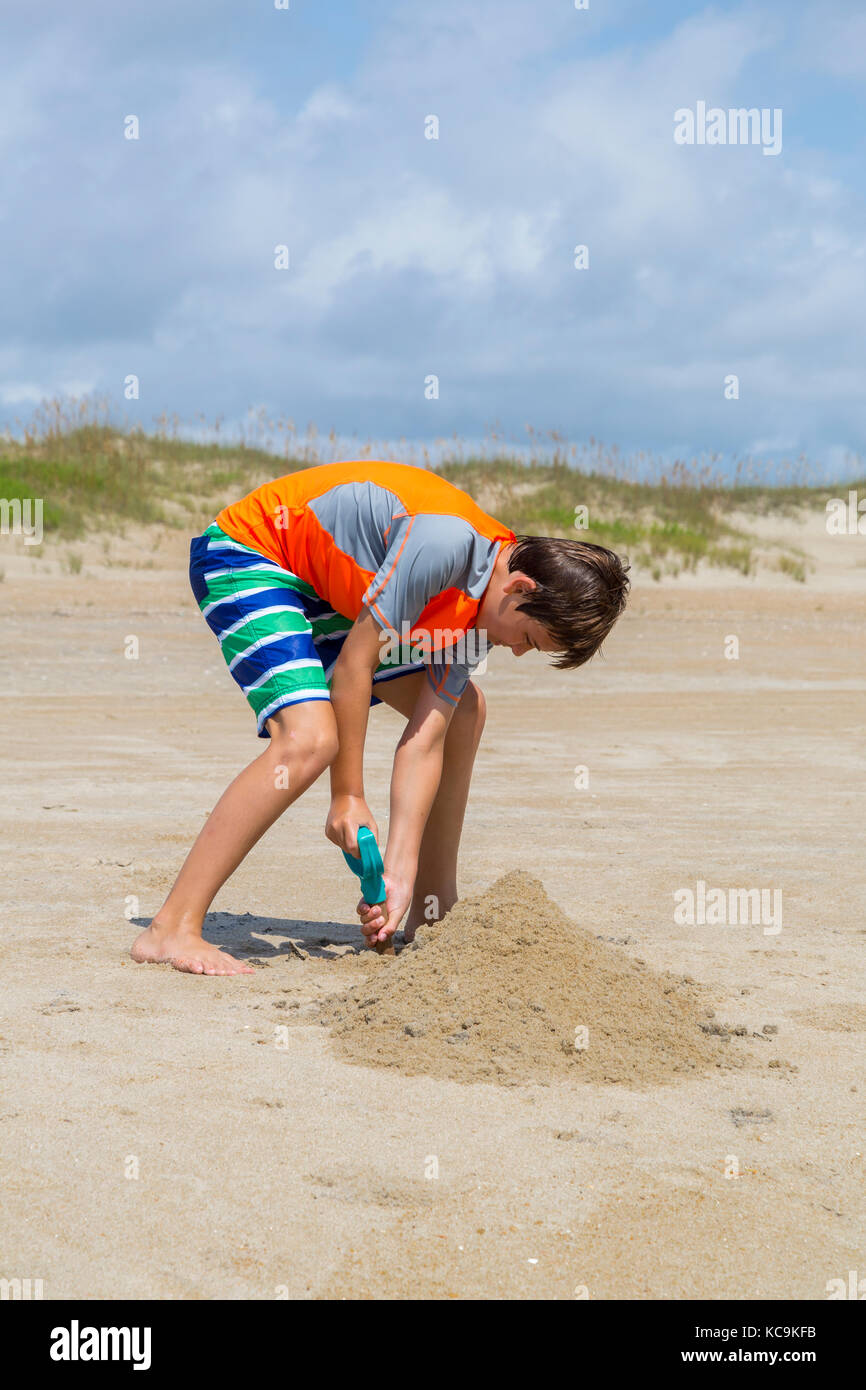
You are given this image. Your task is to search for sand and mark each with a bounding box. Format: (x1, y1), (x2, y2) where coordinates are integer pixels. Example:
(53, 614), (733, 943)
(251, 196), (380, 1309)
(1, 512), (864, 1299)
(322, 872), (752, 1085)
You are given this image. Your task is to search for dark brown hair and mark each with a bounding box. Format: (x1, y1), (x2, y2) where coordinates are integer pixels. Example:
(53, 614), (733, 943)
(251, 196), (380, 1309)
(507, 535), (630, 669)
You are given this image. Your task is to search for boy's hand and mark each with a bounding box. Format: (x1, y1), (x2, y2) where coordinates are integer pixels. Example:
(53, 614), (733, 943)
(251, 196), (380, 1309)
(325, 794), (379, 855)
(357, 872), (413, 951)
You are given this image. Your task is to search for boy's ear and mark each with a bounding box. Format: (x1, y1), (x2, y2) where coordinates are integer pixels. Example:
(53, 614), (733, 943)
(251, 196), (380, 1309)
(502, 570), (537, 596)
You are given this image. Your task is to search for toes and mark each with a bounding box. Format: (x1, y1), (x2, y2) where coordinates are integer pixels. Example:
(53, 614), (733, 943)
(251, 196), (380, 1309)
(172, 956), (203, 975)
(167, 946), (254, 976)
(217, 955), (253, 975)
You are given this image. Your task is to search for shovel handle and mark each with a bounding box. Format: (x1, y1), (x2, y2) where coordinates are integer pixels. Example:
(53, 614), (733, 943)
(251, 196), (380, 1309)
(341, 826), (387, 905)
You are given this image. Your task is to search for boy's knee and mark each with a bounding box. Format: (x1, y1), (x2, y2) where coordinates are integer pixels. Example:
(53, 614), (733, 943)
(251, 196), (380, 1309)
(456, 680), (486, 734)
(307, 724), (340, 771)
(268, 708), (339, 774)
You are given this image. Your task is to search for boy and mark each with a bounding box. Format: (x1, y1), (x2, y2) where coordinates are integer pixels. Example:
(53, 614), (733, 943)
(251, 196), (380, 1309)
(131, 460), (629, 975)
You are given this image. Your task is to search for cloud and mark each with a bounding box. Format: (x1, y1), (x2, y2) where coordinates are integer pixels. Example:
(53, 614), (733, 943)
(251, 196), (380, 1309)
(0, 0), (863, 473)
(798, 6), (866, 79)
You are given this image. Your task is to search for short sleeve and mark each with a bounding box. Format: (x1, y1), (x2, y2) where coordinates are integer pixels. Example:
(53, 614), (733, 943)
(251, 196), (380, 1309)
(362, 513), (474, 635)
(427, 631), (490, 705)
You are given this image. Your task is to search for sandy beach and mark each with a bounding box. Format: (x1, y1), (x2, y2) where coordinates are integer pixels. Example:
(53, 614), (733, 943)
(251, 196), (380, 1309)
(2, 512), (864, 1300)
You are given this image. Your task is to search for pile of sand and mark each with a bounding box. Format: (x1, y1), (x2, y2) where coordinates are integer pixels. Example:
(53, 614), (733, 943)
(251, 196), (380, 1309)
(321, 872), (742, 1086)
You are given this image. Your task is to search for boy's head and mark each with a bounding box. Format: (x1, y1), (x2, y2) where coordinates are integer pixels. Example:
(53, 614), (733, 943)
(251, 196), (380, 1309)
(478, 535), (630, 667)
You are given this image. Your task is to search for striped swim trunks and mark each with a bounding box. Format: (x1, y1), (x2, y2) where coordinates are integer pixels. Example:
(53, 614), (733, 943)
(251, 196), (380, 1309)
(189, 522), (425, 736)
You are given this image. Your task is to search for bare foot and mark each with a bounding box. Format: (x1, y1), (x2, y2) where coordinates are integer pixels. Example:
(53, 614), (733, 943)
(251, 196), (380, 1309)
(131, 923), (254, 976)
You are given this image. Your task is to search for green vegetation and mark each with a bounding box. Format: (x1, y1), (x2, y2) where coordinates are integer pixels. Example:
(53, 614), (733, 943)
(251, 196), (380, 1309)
(434, 456), (848, 580)
(0, 396), (860, 580)
(774, 552), (808, 583)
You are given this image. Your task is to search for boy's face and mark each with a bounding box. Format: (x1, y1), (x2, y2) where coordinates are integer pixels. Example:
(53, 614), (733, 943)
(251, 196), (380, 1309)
(477, 560), (560, 658)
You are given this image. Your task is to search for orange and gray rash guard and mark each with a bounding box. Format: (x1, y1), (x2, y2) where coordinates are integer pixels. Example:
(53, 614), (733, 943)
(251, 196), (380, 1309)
(216, 460), (516, 705)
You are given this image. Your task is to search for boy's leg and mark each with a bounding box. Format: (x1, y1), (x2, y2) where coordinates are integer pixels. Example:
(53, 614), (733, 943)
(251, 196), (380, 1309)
(131, 701), (338, 975)
(373, 673), (487, 936)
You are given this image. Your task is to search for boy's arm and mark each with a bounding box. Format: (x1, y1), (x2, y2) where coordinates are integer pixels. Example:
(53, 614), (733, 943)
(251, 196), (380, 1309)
(325, 607), (454, 913)
(361, 678), (454, 949)
(386, 678), (452, 868)
(329, 514), (475, 940)
(325, 608), (384, 851)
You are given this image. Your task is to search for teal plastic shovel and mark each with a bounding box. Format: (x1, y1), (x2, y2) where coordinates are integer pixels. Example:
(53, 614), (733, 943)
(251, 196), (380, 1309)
(342, 826), (387, 905)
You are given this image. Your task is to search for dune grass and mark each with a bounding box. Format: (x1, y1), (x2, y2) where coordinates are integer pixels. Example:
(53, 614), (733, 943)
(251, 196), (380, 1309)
(0, 397), (860, 580)
(434, 456), (850, 579)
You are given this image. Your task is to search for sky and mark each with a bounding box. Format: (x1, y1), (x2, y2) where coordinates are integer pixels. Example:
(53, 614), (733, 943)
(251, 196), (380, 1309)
(1, 0), (865, 479)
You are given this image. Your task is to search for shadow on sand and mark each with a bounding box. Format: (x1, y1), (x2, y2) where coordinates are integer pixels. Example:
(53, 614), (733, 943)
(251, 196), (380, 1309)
(130, 911), (404, 962)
